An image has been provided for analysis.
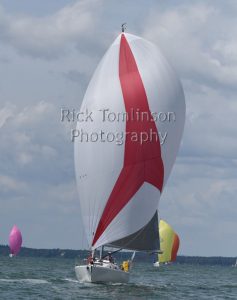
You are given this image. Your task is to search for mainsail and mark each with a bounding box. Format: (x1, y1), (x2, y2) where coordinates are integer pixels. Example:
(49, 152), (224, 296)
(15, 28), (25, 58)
(108, 211), (159, 251)
(74, 33), (185, 251)
(158, 220), (180, 263)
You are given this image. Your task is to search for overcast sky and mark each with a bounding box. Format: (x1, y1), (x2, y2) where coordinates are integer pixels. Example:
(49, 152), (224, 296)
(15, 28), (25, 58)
(0, 0), (236, 256)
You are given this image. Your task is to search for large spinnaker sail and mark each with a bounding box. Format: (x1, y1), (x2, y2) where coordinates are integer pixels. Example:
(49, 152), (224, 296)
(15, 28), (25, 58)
(74, 33), (185, 250)
(158, 220), (180, 263)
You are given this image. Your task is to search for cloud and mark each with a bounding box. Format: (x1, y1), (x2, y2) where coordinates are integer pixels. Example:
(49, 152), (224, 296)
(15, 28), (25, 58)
(0, 0), (103, 59)
(0, 177), (83, 249)
(143, 3), (237, 89)
(142, 3), (237, 160)
(0, 174), (27, 193)
(0, 101), (73, 184)
(159, 158), (237, 256)
(182, 84), (237, 159)
(0, 100), (83, 248)
(63, 69), (87, 83)
(0, 103), (15, 128)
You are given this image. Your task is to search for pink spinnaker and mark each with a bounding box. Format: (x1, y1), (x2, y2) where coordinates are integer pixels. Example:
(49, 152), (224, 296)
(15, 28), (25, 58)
(9, 225), (22, 255)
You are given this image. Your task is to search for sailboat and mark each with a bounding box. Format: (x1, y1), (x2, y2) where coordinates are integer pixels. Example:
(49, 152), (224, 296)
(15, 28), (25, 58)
(154, 220), (180, 267)
(74, 27), (185, 283)
(9, 225), (22, 257)
(232, 259), (237, 267)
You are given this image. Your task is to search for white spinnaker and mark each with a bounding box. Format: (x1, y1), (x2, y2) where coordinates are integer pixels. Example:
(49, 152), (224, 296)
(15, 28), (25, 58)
(74, 33), (185, 248)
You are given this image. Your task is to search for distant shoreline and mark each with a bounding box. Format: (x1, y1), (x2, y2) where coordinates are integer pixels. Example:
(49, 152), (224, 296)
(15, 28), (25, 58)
(1, 245), (236, 266)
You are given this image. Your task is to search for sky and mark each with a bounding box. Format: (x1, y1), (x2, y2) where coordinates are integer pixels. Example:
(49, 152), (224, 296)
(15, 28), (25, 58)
(0, 0), (236, 256)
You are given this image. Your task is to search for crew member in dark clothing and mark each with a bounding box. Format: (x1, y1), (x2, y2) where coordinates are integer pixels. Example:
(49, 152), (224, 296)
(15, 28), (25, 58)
(108, 252), (114, 264)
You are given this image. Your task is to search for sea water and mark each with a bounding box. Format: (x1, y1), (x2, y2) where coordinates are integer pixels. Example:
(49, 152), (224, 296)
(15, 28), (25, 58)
(0, 256), (236, 299)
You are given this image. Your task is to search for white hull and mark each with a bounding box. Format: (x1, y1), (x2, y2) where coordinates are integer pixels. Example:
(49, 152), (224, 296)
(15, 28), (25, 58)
(153, 261), (160, 267)
(75, 264), (129, 283)
(154, 261), (172, 267)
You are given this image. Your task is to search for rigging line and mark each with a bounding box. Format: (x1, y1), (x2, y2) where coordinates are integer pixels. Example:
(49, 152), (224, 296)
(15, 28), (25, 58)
(89, 175), (97, 246)
(90, 185), (97, 245)
(92, 179), (110, 244)
(82, 225), (89, 250)
(88, 175), (97, 246)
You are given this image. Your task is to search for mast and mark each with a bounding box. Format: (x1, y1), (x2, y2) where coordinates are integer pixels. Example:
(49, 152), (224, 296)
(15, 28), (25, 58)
(99, 246), (104, 260)
(121, 23), (126, 32)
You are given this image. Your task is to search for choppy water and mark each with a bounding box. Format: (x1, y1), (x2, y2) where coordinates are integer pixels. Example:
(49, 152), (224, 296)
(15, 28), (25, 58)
(0, 256), (236, 299)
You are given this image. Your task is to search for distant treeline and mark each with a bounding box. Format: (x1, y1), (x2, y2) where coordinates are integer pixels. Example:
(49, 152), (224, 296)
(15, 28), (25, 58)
(0, 245), (235, 266)
(176, 255), (236, 266)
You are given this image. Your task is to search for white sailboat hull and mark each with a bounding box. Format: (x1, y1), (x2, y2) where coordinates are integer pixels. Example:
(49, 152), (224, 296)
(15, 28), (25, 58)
(153, 261), (160, 267)
(75, 264), (129, 283)
(153, 261), (172, 267)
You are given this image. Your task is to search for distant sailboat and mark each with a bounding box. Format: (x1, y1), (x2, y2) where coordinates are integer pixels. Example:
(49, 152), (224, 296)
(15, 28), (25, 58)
(232, 258), (237, 267)
(74, 28), (185, 283)
(9, 225), (22, 257)
(154, 220), (180, 267)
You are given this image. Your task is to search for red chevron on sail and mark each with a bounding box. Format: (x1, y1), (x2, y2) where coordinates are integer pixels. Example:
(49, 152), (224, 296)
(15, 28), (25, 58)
(92, 34), (164, 247)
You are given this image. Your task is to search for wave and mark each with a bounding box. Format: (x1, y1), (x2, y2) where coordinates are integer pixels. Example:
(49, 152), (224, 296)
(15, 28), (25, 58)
(64, 278), (79, 283)
(0, 278), (49, 284)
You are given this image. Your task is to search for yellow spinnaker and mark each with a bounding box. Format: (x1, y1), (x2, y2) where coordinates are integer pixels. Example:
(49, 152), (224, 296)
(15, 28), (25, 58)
(158, 220), (180, 263)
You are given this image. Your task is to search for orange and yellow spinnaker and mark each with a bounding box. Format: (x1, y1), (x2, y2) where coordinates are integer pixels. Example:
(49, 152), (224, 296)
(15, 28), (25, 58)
(158, 220), (180, 263)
